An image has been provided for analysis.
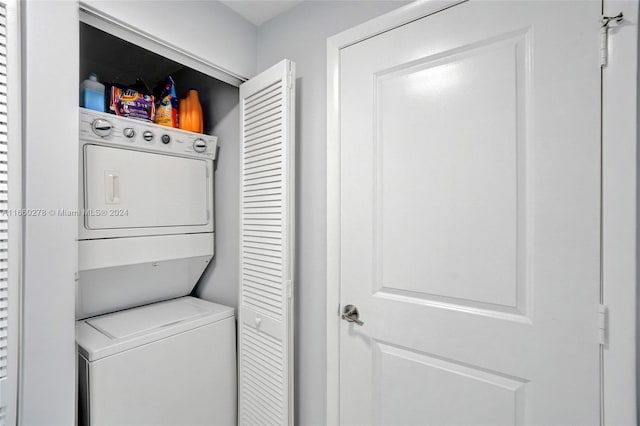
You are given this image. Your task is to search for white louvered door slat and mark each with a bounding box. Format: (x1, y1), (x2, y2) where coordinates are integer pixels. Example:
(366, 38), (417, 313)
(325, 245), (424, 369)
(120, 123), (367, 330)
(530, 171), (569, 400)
(239, 59), (295, 426)
(0, 1), (15, 424)
(0, 0), (7, 379)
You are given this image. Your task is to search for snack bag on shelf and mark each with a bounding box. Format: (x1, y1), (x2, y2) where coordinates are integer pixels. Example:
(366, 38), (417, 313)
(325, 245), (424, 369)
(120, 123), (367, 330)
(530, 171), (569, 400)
(108, 84), (155, 122)
(154, 76), (179, 128)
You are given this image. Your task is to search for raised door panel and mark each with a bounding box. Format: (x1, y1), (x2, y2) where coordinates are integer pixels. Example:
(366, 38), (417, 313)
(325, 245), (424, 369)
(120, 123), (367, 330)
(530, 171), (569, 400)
(375, 32), (527, 314)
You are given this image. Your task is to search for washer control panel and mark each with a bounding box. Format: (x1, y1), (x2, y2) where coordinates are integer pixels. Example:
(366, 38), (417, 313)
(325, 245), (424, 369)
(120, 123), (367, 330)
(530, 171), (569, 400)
(79, 108), (217, 160)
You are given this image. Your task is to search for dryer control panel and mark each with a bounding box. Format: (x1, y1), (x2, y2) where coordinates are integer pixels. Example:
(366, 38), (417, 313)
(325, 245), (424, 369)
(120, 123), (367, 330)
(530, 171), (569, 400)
(79, 108), (218, 160)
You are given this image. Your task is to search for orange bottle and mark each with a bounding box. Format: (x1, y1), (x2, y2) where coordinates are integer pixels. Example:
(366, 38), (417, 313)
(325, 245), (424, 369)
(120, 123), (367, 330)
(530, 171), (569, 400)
(190, 90), (203, 133)
(178, 97), (190, 131)
(178, 89), (203, 133)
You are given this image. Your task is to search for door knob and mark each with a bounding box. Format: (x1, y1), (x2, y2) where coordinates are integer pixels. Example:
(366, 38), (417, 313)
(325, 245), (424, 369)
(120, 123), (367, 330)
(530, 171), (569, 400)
(342, 304), (364, 326)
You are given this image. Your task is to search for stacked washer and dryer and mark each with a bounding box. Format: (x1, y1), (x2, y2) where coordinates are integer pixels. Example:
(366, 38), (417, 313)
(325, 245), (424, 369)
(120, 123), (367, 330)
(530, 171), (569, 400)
(75, 108), (236, 425)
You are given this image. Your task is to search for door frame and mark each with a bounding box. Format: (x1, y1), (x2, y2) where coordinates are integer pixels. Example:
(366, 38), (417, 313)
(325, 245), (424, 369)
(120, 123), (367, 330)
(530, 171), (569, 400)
(325, 1), (639, 424)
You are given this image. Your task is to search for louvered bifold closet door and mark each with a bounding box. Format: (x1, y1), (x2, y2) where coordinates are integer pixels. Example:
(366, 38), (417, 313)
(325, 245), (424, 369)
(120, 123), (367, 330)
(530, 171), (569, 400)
(238, 59), (295, 426)
(0, 1), (18, 424)
(0, 2), (9, 388)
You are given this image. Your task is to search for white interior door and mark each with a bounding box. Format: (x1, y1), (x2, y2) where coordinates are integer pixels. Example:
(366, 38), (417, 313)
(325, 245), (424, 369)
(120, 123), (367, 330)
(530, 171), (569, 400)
(238, 59), (295, 425)
(338, 1), (601, 424)
(84, 145), (210, 229)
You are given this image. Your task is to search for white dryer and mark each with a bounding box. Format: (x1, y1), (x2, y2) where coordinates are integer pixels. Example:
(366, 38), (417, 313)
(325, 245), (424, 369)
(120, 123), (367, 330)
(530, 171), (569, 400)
(77, 108), (217, 319)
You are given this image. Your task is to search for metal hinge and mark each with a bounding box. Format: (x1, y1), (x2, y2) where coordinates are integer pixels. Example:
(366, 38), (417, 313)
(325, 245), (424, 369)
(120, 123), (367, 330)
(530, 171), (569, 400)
(286, 279), (293, 298)
(600, 12), (624, 67)
(598, 304), (609, 346)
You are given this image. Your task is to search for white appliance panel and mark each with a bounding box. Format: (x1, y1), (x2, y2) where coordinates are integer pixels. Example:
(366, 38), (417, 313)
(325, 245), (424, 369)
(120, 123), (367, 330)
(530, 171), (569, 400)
(84, 145), (209, 230)
(76, 255), (212, 320)
(76, 297), (234, 360)
(77, 298), (236, 426)
(87, 297), (214, 339)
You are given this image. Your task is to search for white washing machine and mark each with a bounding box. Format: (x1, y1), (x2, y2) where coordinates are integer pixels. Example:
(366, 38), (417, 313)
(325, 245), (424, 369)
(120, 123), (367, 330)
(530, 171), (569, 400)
(76, 109), (236, 425)
(76, 296), (236, 426)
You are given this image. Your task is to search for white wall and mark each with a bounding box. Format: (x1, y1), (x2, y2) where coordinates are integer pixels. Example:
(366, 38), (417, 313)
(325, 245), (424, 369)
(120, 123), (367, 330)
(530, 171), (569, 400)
(171, 69), (241, 308)
(255, 2), (408, 424)
(81, 0), (257, 79)
(20, 1), (79, 424)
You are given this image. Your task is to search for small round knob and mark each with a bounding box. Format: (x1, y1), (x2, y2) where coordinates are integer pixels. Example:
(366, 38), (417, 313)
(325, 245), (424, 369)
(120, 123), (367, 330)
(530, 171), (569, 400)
(161, 134), (171, 144)
(91, 119), (113, 138)
(193, 138), (207, 153)
(123, 128), (135, 139)
(142, 131), (154, 142)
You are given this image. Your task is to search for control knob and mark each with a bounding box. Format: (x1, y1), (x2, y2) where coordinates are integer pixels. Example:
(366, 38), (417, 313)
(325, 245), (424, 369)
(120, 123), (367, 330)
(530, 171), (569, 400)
(142, 130), (154, 142)
(91, 119), (113, 138)
(193, 138), (207, 153)
(123, 128), (136, 139)
(161, 134), (171, 144)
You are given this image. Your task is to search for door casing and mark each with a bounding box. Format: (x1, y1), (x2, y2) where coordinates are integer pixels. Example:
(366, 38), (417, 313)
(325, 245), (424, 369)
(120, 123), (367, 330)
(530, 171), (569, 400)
(325, 0), (639, 424)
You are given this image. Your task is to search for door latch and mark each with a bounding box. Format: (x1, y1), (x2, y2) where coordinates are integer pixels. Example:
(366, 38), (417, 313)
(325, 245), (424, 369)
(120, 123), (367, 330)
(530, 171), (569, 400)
(342, 304), (364, 326)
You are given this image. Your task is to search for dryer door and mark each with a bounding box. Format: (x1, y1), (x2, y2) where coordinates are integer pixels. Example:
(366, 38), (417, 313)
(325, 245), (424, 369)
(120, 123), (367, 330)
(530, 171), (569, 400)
(83, 145), (211, 231)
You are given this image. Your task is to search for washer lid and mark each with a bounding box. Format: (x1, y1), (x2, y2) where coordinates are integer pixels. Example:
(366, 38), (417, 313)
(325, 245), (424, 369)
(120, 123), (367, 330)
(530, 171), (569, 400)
(88, 297), (217, 339)
(76, 296), (234, 361)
